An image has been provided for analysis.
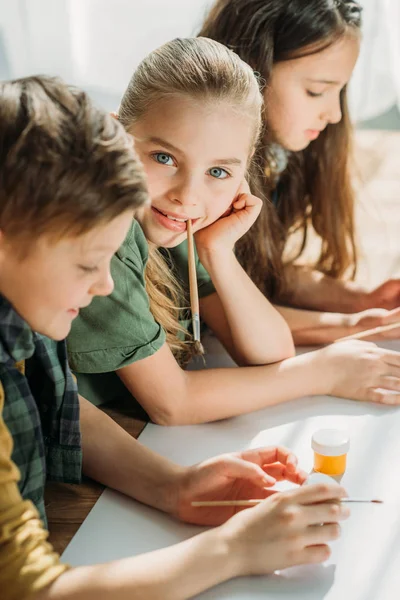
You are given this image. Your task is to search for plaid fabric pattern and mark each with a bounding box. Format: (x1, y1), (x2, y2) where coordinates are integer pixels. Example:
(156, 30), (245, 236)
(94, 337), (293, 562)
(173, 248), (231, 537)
(0, 295), (82, 525)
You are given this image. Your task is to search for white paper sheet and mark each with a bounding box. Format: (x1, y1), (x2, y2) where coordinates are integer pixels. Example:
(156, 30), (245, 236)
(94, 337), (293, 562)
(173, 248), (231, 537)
(62, 340), (400, 599)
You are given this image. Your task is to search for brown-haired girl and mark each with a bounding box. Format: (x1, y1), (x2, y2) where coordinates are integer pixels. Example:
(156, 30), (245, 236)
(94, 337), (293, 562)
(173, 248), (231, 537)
(68, 37), (400, 426)
(0, 75), (349, 600)
(199, 0), (400, 344)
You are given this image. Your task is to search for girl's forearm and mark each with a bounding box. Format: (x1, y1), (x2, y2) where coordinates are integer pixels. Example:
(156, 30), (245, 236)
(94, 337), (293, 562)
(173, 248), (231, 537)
(281, 265), (366, 313)
(199, 249), (294, 364)
(274, 305), (352, 345)
(36, 528), (236, 600)
(175, 350), (325, 425)
(118, 345), (326, 426)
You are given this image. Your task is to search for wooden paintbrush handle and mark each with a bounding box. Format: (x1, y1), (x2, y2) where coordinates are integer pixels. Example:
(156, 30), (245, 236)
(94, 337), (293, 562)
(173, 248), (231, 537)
(187, 219), (199, 314)
(335, 321), (400, 342)
(191, 498), (383, 507)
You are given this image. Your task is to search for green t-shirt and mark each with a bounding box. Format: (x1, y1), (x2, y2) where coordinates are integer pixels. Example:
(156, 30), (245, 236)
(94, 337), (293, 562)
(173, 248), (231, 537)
(67, 220), (215, 407)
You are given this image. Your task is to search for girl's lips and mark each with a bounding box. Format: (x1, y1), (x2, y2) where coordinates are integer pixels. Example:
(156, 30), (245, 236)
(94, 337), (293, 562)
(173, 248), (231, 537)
(305, 129), (321, 140)
(151, 206), (199, 233)
(67, 308), (79, 318)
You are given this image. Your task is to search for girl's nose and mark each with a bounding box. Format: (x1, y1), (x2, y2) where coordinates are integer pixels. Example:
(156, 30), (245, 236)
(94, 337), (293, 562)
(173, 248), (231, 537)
(323, 97), (342, 125)
(167, 176), (199, 207)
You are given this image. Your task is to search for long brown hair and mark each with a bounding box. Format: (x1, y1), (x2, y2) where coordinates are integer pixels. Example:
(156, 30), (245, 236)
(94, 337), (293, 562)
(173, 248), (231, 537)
(199, 0), (362, 300)
(0, 76), (147, 247)
(118, 37), (263, 360)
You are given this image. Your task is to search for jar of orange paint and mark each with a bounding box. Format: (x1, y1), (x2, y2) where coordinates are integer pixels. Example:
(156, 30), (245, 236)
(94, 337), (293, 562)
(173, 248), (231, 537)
(312, 429), (350, 476)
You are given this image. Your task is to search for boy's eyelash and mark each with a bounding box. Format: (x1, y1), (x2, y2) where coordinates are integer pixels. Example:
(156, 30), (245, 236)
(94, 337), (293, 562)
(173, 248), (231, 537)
(307, 90), (323, 98)
(78, 265), (98, 274)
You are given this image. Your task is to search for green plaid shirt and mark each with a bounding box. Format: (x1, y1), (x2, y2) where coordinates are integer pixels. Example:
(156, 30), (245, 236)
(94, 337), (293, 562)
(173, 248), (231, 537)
(0, 295), (82, 526)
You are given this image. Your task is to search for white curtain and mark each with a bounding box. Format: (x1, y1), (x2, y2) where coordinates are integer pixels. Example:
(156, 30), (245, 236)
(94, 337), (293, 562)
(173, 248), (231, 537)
(349, 0), (400, 121)
(0, 0), (399, 118)
(0, 0), (213, 109)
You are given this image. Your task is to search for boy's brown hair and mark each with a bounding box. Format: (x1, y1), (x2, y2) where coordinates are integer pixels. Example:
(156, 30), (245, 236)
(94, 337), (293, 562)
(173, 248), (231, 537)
(0, 75), (148, 245)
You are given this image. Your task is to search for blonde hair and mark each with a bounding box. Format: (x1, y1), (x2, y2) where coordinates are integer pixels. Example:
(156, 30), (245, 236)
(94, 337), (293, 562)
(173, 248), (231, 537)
(119, 37), (263, 361)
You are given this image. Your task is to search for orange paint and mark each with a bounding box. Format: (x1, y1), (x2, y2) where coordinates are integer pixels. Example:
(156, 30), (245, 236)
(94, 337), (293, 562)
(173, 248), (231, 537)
(311, 429), (350, 477)
(314, 452), (347, 476)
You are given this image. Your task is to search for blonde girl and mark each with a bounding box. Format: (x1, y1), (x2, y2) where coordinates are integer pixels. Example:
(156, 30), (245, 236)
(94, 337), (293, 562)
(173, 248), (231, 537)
(68, 38), (400, 426)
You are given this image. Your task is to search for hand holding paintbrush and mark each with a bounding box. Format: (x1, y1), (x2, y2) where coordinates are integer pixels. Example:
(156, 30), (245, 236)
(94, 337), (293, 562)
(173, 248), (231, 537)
(335, 320), (400, 343)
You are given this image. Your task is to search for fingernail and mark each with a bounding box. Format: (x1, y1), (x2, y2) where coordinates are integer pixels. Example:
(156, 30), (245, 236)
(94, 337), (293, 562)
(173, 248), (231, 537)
(264, 476), (276, 485)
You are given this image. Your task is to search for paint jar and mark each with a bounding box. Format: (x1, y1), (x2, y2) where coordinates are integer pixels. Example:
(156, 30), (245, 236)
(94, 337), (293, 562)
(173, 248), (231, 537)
(312, 429), (350, 476)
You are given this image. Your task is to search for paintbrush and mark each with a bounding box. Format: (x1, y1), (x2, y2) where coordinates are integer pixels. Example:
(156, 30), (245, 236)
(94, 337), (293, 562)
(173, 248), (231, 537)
(191, 498), (383, 507)
(335, 321), (400, 342)
(187, 219), (204, 355)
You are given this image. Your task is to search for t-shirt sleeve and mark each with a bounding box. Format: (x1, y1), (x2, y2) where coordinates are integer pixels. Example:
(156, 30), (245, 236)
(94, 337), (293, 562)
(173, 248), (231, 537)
(165, 240), (216, 300)
(0, 383), (68, 600)
(68, 223), (166, 374)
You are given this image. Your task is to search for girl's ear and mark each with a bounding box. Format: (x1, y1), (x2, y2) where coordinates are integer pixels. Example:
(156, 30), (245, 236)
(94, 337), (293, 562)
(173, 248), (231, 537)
(110, 111), (119, 120)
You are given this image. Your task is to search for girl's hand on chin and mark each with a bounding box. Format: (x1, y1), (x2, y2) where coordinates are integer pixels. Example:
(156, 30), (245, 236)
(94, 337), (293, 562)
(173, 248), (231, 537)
(194, 180), (262, 255)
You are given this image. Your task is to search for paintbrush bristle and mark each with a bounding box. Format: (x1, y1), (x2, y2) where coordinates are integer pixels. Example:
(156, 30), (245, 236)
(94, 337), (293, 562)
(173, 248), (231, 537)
(194, 340), (205, 355)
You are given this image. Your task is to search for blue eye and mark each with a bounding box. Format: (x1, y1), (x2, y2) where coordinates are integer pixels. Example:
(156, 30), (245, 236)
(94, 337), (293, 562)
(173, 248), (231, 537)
(209, 167), (230, 179)
(153, 152), (174, 166)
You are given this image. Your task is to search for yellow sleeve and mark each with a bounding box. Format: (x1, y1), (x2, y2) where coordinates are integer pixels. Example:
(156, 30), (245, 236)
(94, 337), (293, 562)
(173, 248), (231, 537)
(0, 382), (69, 600)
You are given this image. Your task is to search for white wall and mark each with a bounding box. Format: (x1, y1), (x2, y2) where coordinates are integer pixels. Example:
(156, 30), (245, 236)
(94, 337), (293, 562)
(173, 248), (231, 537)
(0, 0), (398, 118)
(350, 0), (400, 121)
(0, 0), (213, 109)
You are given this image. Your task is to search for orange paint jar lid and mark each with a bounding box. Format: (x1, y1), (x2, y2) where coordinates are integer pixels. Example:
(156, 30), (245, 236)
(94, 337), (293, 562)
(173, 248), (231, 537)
(311, 428), (350, 457)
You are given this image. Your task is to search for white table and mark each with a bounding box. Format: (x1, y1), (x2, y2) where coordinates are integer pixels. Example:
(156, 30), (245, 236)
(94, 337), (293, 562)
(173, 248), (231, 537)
(62, 339), (400, 599)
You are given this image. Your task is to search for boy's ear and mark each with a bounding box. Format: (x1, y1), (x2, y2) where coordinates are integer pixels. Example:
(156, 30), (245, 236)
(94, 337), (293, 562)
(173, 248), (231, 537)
(0, 230), (7, 265)
(110, 111), (119, 120)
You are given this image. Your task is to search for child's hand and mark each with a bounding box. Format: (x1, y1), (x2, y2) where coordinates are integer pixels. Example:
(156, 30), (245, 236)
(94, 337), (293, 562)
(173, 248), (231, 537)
(311, 339), (400, 404)
(194, 180), (262, 255)
(345, 307), (400, 340)
(222, 483), (349, 576)
(363, 279), (400, 311)
(172, 446), (307, 526)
